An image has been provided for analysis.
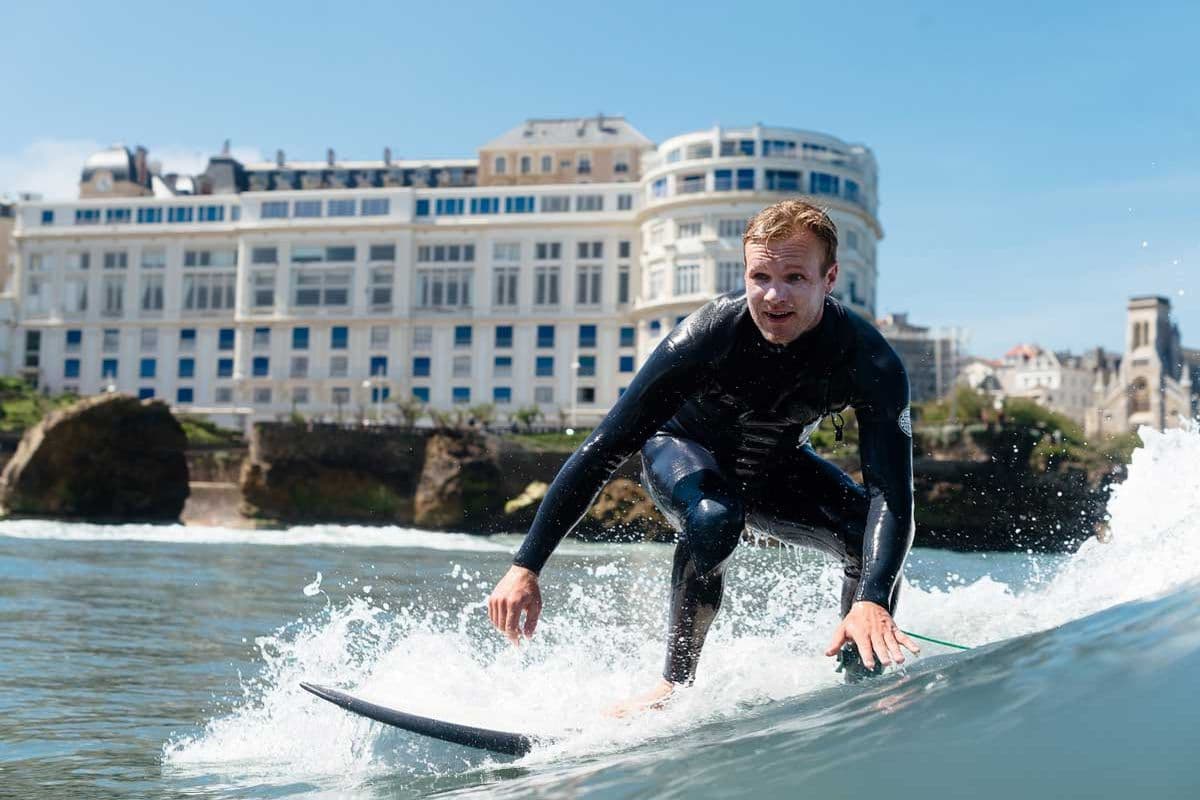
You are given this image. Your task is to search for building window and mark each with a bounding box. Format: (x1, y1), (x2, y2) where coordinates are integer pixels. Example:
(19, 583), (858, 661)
(362, 198), (390, 216)
(64, 359), (81, 379)
(141, 249), (167, 269)
(262, 201), (288, 219)
(617, 266), (630, 305)
(540, 195), (570, 213)
(75, 208), (101, 225)
(215, 387), (233, 403)
(575, 194), (603, 211)
(678, 174), (704, 194)
(766, 170), (800, 192)
(577, 153), (591, 174)
(495, 325), (513, 348)
(414, 199), (430, 217)
(141, 358), (160, 379)
(332, 386), (352, 407)
(619, 326), (635, 348)
(677, 221), (702, 239)
(577, 241), (602, 259)
(102, 276), (124, 316)
(809, 172), (840, 196)
(452, 355), (471, 378)
(454, 325), (472, 348)
(536, 356), (554, 377)
(534, 266), (560, 306)
(763, 139), (796, 157)
(647, 267), (664, 300)
(217, 358), (233, 378)
(102, 358), (118, 378)
(494, 356), (513, 377)
(718, 219), (748, 238)
(541, 154), (553, 173)
(620, 355), (635, 373)
(331, 326), (348, 350)
(434, 198), (464, 215)
(141, 274), (164, 311)
(369, 356), (387, 376)
(504, 195), (535, 213)
(327, 198), (356, 217)
(41, 210), (54, 225)
(534, 386), (553, 404)
(183, 273), (236, 312)
(253, 387), (272, 405)
(412, 386), (430, 403)
(416, 267), (473, 309)
(736, 168), (754, 190)
(576, 265), (602, 306)
(177, 387), (194, 404)
(718, 261), (743, 293)
(178, 328), (196, 351)
(293, 327), (309, 350)
(65, 329), (82, 352)
(137, 387), (154, 399)
(537, 325), (555, 348)
(136, 208), (162, 224)
(252, 327), (270, 349)
(534, 242), (561, 260)
(369, 244), (396, 262)
(452, 387), (470, 404)
(578, 324), (597, 348)
(617, 193), (633, 210)
(369, 325), (390, 349)
(577, 355), (596, 376)
(470, 197), (500, 214)
(674, 264), (701, 295)
(198, 205), (224, 222)
(178, 358), (195, 378)
(329, 355), (348, 378)
(577, 386), (596, 404)
(292, 387), (310, 405)
(413, 357), (431, 377)
(845, 180), (861, 204)
(411, 326), (431, 351)
(140, 329), (157, 352)
(167, 206), (194, 223)
(294, 200), (322, 218)
(252, 272), (275, 309)
(292, 269), (352, 307)
(103, 251), (128, 270)
(252, 356), (269, 377)
(290, 356), (308, 378)
(493, 267), (518, 307)
(493, 386), (512, 404)
(494, 155), (507, 175)
(218, 328), (235, 351)
(417, 243), (474, 263)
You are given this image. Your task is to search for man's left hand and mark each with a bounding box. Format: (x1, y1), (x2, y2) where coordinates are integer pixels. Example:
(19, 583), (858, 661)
(824, 601), (920, 670)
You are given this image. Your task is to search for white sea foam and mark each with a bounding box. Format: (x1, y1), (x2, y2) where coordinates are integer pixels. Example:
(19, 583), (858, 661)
(162, 422), (1200, 781)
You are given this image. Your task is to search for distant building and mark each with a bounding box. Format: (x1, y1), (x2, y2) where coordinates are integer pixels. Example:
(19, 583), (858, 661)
(9, 118), (884, 428)
(1088, 296), (1200, 436)
(876, 312), (966, 403)
(0, 199), (14, 293)
(997, 344), (1098, 424)
(957, 355), (1003, 395)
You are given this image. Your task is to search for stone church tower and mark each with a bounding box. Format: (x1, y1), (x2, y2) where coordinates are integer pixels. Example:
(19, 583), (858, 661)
(1088, 296), (1198, 436)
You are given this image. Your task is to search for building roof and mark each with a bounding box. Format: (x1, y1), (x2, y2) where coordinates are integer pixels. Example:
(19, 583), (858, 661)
(1004, 343), (1042, 360)
(81, 145), (136, 183)
(481, 116), (654, 151)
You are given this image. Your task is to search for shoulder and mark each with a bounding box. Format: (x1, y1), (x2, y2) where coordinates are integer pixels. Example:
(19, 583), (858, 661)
(837, 303), (908, 406)
(665, 291), (746, 352)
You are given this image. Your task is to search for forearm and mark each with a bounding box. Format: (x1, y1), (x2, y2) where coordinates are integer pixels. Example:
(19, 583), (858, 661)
(854, 494), (914, 607)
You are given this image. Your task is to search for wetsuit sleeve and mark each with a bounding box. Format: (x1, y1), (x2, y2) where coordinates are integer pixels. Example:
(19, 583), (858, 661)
(851, 335), (916, 608)
(511, 317), (715, 573)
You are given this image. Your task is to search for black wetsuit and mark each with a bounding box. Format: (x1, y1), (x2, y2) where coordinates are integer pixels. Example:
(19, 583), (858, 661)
(513, 293), (915, 684)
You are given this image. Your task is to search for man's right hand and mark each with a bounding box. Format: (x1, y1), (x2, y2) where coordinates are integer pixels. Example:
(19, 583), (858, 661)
(487, 565), (542, 644)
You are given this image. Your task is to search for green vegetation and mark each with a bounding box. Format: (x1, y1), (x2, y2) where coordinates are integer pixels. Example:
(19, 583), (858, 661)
(505, 428), (593, 452)
(177, 415), (244, 448)
(0, 378), (79, 432)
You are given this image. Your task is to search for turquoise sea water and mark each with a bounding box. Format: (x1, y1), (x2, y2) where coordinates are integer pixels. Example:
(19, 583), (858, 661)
(2, 424), (1199, 798)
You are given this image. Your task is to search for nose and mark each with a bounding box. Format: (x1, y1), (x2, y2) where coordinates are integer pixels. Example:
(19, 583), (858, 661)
(764, 283), (785, 303)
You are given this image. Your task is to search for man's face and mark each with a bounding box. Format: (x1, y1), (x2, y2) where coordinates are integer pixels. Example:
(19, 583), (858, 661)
(744, 229), (839, 345)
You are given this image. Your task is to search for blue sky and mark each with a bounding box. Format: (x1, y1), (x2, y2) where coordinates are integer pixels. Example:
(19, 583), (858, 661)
(2, 0), (1196, 357)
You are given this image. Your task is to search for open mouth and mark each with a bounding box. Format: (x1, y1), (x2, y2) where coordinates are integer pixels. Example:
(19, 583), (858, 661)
(764, 310), (795, 321)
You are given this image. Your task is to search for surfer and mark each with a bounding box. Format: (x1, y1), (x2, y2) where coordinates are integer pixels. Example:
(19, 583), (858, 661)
(488, 199), (920, 712)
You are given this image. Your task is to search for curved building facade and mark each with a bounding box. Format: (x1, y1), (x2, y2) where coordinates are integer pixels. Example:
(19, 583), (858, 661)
(9, 118), (881, 428)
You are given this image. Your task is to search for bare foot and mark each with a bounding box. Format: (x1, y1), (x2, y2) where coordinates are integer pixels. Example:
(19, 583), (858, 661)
(603, 678), (677, 718)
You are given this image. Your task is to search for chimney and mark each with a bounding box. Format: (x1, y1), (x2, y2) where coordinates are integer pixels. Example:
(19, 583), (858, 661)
(221, 139), (231, 156)
(383, 147), (392, 166)
(276, 149), (285, 167)
(134, 146), (149, 186)
(327, 148), (335, 166)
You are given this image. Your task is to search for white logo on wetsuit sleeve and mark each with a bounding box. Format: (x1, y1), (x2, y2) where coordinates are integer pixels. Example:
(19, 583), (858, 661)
(898, 406), (912, 437)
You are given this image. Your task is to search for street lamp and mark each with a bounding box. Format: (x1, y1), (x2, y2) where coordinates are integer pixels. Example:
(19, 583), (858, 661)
(569, 358), (581, 430)
(362, 377), (383, 425)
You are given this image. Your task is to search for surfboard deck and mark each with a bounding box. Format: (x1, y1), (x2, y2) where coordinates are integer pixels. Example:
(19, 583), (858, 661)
(300, 682), (547, 756)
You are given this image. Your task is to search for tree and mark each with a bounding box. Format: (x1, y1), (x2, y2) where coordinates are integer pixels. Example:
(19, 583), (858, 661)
(394, 396), (426, 429)
(468, 403), (496, 428)
(512, 404), (542, 432)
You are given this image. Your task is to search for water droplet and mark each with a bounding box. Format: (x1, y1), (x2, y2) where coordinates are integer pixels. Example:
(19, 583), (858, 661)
(302, 572), (322, 597)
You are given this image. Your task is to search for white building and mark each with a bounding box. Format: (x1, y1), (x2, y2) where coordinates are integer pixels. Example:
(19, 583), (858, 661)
(998, 344), (1102, 425)
(875, 312), (967, 403)
(9, 118), (883, 428)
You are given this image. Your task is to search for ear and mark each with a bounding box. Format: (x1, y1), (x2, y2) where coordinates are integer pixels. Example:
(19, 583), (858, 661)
(823, 262), (839, 294)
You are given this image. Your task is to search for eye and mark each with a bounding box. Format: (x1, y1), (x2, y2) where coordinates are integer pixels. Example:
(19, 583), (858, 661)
(786, 273), (806, 283)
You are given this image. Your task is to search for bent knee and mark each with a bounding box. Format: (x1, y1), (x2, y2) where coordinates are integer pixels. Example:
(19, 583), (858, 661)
(684, 497), (745, 576)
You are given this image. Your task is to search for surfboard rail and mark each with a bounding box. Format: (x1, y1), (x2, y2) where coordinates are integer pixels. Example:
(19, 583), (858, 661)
(300, 681), (545, 757)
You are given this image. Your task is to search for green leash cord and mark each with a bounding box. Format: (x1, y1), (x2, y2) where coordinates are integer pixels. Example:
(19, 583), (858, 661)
(900, 630), (971, 651)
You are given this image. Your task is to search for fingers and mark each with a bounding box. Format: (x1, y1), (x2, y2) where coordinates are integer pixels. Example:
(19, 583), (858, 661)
(522, 598), (540, 638)
(855, 631), (876, 670)
(870, 627), (890, 667)
(881, 626), (905, 665)
(503, 600), (523, 645)
(895, 629), (922, 656)
(825, 622), (848, 656)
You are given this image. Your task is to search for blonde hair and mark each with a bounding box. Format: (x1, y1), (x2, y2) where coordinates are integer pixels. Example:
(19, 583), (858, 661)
(742, 198), (839, 274)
